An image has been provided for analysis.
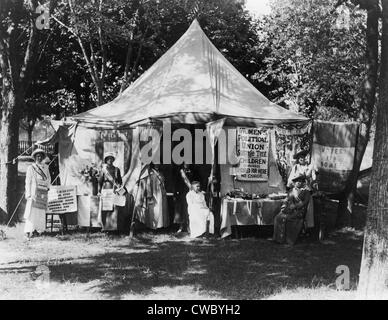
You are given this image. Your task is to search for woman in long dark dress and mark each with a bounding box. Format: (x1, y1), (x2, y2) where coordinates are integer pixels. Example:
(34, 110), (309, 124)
(98, 152), (124, 231)
(134, 163), (170, 229)
(273, 174), (311, 245)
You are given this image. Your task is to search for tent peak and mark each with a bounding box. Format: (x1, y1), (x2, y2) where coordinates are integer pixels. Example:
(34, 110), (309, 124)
(189, 18), (201, 28)
(72, 17), (307, 125)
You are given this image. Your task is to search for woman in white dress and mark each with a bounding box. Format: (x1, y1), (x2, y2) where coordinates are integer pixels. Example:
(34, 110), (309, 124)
(186, 181), (214, 238)
(24, 149), (51, 239)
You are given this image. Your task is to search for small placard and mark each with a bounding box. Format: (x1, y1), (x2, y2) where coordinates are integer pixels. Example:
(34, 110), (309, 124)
(101, 189), (114, 211)
(47, 186), (77, 214)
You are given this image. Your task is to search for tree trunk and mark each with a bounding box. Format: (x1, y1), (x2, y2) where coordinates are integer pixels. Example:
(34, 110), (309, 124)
(336, 1), (379, 228)
(95, 80), (104, 106)
(0, 92), (22, 224)
(120, 40), (134, 93)
(357, 0), (388, 299)
(0, 1), (42, 224)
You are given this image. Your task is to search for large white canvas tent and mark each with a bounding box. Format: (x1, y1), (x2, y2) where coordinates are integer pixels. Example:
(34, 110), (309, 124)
(42, 20), (310, 231)
(72, 19), (307, 127)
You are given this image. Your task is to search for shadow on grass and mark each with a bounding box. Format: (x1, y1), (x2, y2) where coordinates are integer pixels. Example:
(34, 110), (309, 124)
(0, 228), (363, 299)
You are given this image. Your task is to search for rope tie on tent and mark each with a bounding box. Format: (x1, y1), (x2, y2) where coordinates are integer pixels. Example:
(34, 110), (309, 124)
(0, 145), (35, 166)
(0, 155), (59, 240)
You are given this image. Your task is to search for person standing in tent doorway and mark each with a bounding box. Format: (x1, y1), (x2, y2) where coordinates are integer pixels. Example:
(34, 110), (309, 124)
(174, 163), (199, 233)
(186, 181), (214, 238)
(24, 148), (51, 240)
(134, 162), (170, 230)
(98, 152), (125, 231)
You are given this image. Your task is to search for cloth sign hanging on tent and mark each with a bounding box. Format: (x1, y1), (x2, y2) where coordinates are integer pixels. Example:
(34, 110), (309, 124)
(311, 120), (358, 193)
(236, 127), (269, 181)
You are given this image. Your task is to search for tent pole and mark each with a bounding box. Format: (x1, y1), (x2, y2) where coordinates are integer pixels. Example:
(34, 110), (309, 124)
(129, 166), (143, 239)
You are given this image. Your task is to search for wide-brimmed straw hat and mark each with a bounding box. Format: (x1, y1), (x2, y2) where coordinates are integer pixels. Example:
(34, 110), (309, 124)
(104, 152), (116, 163)
(31, 148), (46, 159)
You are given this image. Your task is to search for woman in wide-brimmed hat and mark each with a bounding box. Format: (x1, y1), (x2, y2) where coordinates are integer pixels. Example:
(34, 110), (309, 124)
(98, 153), (122, 194)
(24, 148), (51, 239)
(287, 149), (317, 230)
(287, 149), (315, 189)
(98, 152), (127, 231)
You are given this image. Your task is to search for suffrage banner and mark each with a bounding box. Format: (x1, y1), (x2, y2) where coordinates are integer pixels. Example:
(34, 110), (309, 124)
(33, 186), (48, 210)
(236, 127), (269, 181)
(312, 120), (358, 193)
(47, 186), (77, 214)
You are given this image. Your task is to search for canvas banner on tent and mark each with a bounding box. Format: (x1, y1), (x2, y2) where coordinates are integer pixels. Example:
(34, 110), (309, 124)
(312, 120), (358, 193)
(236, 127), (269, 181)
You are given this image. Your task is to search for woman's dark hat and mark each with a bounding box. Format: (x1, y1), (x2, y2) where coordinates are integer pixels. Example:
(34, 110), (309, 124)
(293, 149), (309, 160)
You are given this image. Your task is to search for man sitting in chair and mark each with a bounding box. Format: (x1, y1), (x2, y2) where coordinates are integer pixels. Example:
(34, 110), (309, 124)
(186, 181), (214, 238)
(273, 174), (311, 245)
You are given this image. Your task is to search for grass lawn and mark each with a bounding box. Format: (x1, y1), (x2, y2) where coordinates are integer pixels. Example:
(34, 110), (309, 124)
(2, 159), (367, 300)
(0, 222), (364, 300)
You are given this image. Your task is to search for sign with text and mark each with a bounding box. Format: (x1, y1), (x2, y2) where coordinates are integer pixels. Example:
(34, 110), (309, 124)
(47, 186), (77, 214)
(236, 127), (269, 181)
(312, 145), (355, 171)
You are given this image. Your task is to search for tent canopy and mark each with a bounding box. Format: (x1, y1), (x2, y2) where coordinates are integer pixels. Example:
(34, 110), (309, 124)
(72, 19), (308, 127)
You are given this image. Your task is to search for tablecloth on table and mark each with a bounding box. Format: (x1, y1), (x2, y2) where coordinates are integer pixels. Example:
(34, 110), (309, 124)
(220, 198), (283, 238)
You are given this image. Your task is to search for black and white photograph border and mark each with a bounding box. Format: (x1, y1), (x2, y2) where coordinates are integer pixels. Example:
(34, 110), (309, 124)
(0, 0), (387, 302)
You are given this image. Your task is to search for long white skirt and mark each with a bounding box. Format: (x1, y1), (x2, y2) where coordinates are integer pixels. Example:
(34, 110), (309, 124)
(188, 205), (210, 238)
(24, 199), (46, 233)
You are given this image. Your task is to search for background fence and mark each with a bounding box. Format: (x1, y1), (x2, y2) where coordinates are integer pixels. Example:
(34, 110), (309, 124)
(18, 140), (55, 156)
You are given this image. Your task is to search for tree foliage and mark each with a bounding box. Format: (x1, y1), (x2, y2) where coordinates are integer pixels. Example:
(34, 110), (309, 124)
(48, 0), (261, 110)
(256, 0), (367, 120)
